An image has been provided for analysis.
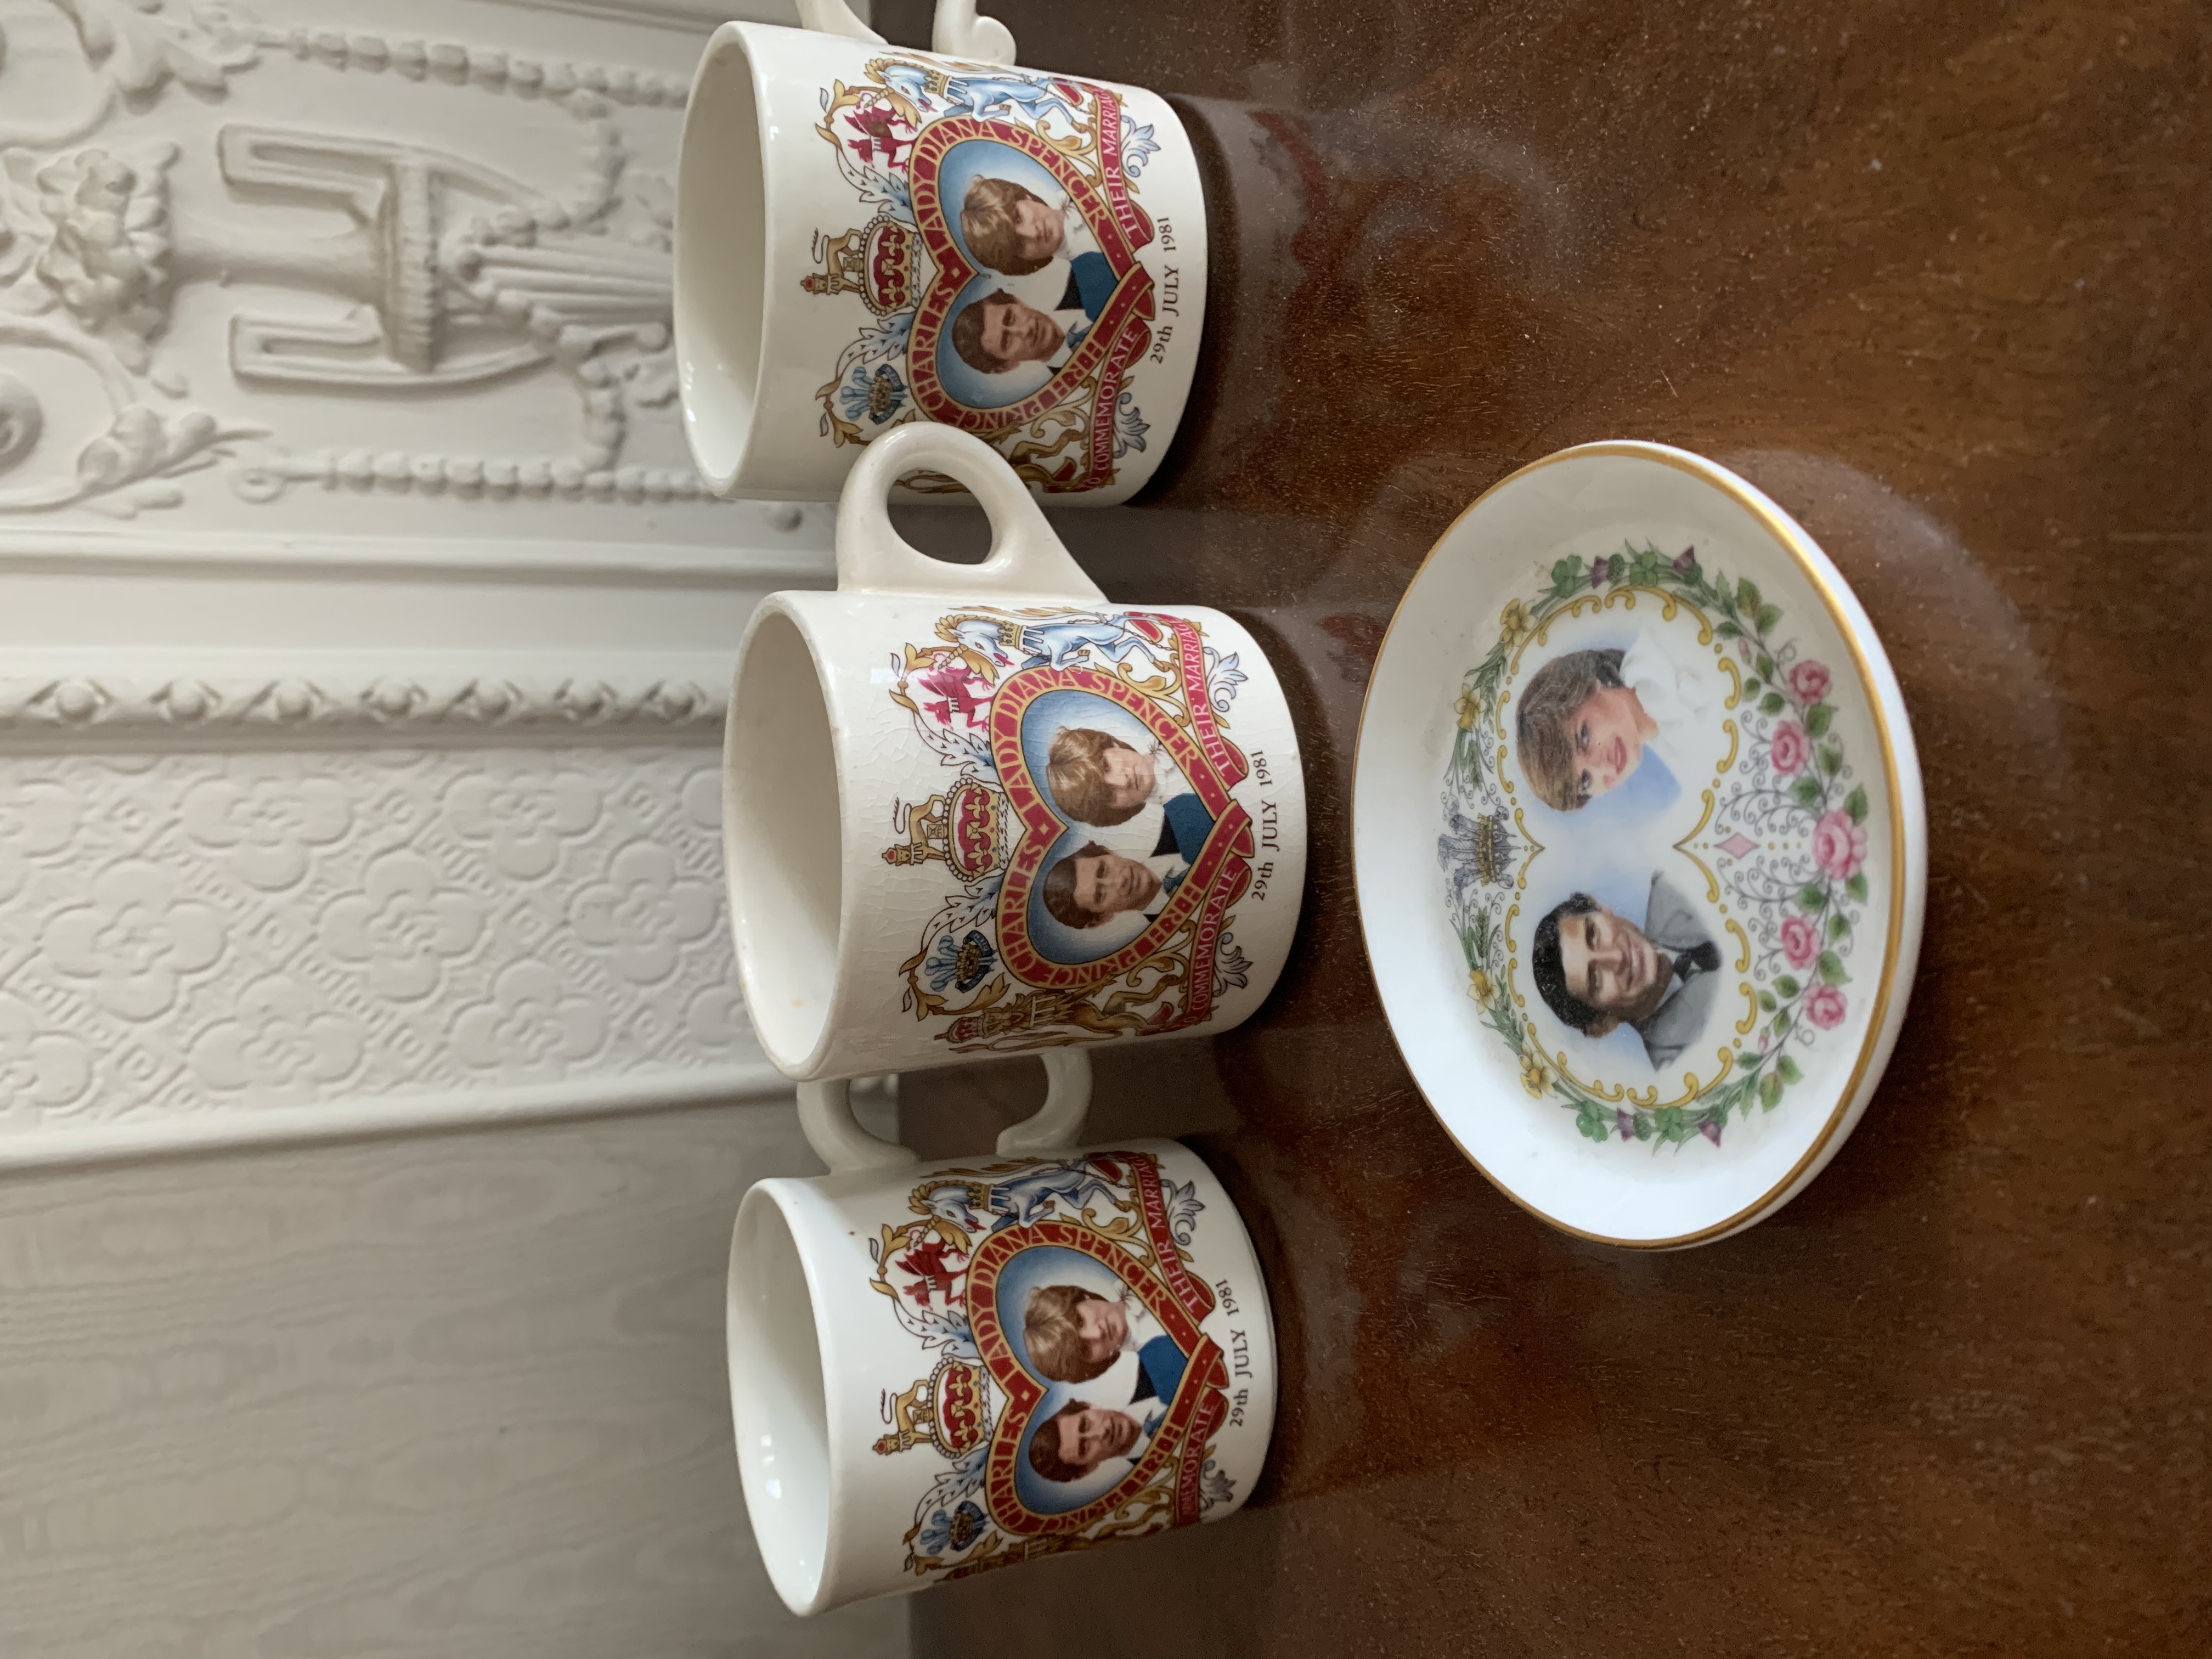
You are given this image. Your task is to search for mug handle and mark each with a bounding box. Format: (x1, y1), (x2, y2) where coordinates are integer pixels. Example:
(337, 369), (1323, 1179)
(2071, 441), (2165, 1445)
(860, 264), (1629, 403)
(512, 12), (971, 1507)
(793, 0), (1018, 65)
(796, 1050), (1094, 1174)
(836, 422), (1107, 603)
(929, 0), (1018, 64)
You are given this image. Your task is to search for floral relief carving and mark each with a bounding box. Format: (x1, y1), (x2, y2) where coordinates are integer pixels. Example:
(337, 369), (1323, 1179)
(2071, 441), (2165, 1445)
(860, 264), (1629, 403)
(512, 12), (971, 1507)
(444, 766), (602, 882)
(0, 744), (757, 1132)
(0, 990), (95, 1115)
(0, 313), (257, 516)
(680, 763), (721, 832)
(0, 0), (715, 520)
(684, 980), (748, 1051)
(40, 855), (226, 1020)
(3, 138), (180, 373)
(451, 958), (607, 1073)
(0, 776), (80, 904)
(318, 847), (487, 1002)
(47, 0), (261, 116)
(567, 838), (716, 986)
(179, 763), (351, 890)
(186, 970), (364, 1097)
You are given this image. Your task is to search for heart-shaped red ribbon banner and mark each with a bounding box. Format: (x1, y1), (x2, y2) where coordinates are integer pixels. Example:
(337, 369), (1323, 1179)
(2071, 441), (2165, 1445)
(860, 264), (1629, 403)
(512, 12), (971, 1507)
(988, 615), (1254, 1031)
(966, 1153), (1227, 1535)
(906, 106), (1158, 492)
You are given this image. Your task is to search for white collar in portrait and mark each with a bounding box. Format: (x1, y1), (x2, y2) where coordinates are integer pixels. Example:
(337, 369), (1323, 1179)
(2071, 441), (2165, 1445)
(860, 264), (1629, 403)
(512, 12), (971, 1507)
(1621, 626), (1725, 782)
(1058, 200), (1102, 261)
(1119, 1295), (1166, 1354)
(996, 259), (1073, 314)
(1145, 749), (1190, 807)
(1091, 1349), (1144, 1409)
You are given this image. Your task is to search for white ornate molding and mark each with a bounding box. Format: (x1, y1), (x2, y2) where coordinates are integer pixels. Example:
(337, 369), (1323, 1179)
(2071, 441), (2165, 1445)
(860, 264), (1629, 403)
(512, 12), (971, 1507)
(0, 1065), (901, 1176)
(0, 1062), (782, 1173)
(0, 1), (836, 1166)
(0, 669), (727, 746)
(0, 0), (819, 569)
(477, 0), (847, 33)
(0, 515), (832, 580)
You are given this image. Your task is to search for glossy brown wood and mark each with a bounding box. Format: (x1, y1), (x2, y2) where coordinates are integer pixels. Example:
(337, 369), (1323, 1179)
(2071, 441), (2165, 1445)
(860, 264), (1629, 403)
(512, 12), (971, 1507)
(881, 1), (2211, 1650)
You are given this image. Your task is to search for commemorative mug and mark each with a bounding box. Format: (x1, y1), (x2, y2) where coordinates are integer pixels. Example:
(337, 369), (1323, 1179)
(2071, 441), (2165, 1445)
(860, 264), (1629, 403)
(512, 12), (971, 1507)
(722, 421), (1306, 1082)
(727, 1068), (1277, 1613)
(674, 0), (1206, 504)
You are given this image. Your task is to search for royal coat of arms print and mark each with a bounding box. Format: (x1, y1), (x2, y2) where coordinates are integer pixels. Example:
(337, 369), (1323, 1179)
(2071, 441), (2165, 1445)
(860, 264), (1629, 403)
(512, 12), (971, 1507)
(803, 55), (1200, 498)
(867, 1145), (1270, 1580)
(882, 606), (1295, 1052)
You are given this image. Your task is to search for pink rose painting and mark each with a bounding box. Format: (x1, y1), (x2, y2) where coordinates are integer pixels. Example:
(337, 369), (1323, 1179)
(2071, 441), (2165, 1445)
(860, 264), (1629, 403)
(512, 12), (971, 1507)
(1812, 808), (1868, 881)
(1804, 983), (1848, 1030)
(1787, 659), (1832, 704)
(1780, 914), (1820, 969)
(1769, 721), (1810, 775)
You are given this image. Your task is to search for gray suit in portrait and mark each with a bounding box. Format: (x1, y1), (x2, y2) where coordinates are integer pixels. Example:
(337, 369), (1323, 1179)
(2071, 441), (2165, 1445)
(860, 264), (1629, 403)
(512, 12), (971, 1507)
(1631, 873), (1723, 1070)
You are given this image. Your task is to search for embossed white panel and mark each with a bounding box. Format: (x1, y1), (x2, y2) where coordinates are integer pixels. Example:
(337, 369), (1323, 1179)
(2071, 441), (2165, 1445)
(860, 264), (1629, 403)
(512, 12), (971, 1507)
(0, 742), (754, 1131)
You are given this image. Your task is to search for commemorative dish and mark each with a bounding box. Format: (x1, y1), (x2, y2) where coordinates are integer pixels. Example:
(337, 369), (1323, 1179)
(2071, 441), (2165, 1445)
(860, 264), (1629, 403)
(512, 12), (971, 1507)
(1353, 441), (1926, 1246)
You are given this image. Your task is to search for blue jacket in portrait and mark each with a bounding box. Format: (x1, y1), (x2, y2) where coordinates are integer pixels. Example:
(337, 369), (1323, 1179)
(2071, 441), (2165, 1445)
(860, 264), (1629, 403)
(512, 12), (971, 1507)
(1057, 251), (1117, 321)
(1149, 792), (1216, 865)
(1129, 1335), (1188, 1406)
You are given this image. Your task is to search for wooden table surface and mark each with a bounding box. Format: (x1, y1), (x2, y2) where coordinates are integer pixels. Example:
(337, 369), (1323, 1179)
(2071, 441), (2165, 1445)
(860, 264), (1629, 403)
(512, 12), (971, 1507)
(878, 1), (2211, 1651)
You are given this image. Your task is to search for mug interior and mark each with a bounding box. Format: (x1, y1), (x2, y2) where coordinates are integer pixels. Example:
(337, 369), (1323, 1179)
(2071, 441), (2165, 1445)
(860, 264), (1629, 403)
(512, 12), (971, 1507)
(728, 1189), (834, 1615)
(724, 609), (843, 1069)
(675, 29), (766, 492)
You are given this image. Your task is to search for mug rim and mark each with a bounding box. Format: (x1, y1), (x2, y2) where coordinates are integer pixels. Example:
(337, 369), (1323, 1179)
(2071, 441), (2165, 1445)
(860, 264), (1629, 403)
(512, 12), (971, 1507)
(726, 1177), (848, 1615)
(723, 595), (853, 1079)
(674, 21), (774, 498)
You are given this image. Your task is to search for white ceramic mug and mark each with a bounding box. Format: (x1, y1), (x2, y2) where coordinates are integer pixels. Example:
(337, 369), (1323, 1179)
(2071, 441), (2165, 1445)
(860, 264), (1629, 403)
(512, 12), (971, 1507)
(675, 0), (1206, 504)
(729, 1068), (1278, 1613)
(723, 421), (1306, 1083)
